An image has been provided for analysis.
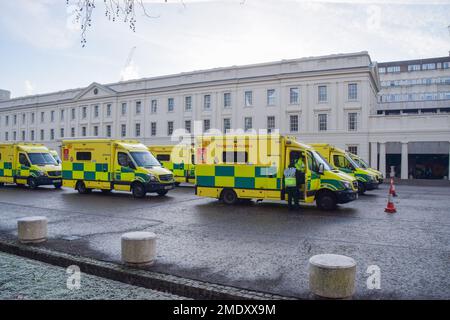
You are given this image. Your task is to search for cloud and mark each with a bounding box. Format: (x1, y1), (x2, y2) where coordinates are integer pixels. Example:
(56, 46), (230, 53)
(24, 80), (35, 95)
(120, 61), (140, 81)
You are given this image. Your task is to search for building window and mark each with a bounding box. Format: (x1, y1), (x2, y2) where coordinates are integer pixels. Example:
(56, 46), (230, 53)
(51, 111), (55, 122)
(387, 66), (401, 73)
(71, 108), (75, 120)
(422, 63), (436, 70)
(184, 96), (192, 111)
(203, 119), (210, 132)
(31, 113), (34, 124)
(40, 129), (44, 140)
(13, 131), (16, 141)
(22, 113), (26, 124)
(135, 123), (140, 137)
(93, 126), (99, 137)
(5, 132), (8, 141)
(151, 99), (157, 113)
(48, 129), (53, 140)
(121, 103), (127, 116)
(185, 120), (191, 133)
(267, 89), (276, 106)
(318, 85), (327, 102)
(106, 104), (112, 117)
(244, 91), (253, 107)
(348, 83), (358, 100)
(167, 121), (174, 136)
(5, 115), (9, 126)
(82, 107), (87, 119)
(40, 112), (45, 123)
(94, 105), (99, 118)
(21, 131), (25, 141)
(168, 98), (174, 112)
(224, 92), (231, 108)
(267, 116), (275, 133)
(60, 109), (64, 121)
(60, 128), (64, 138)
(347, 145), (358, 155)
(82, 127), (87, 137)
(71, 127), (75, 137)
(244, 117), (252, 131)
(151, 122), (157, 136)
(408, 64), (421, 72)
(318, 114), (327, 131)
(13, 114), (17, 125)
(223, 118), (231, 133)
(121, 124), (126, 137)
(378, 67), (386, 73)
(106, 125), (111, 138)
(289, 87), (299, 104)
(135, 101), (141, 114)
(348, 112), (357, 131)
(443, 62), (450, 69)
(204, 94), (211, 110)
(289, 115), (298, 132)
(30, 130), (34, 141)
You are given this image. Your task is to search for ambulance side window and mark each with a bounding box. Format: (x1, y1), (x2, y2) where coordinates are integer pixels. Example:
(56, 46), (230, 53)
(19, 154), (30, 167)
(307, 152), (318, 172)
(76, 152), (92, 161)
(118, 152), (135, 169)
(156, 154), (170, 162)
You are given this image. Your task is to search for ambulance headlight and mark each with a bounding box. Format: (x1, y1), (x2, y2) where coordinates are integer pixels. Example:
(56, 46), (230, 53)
(342, 181), (351, 190)
(147, 174), (157, 182)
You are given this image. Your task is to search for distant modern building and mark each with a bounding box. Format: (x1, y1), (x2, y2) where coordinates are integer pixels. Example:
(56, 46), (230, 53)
(375, 56), (450, 179)
(0, 51), (449, 180)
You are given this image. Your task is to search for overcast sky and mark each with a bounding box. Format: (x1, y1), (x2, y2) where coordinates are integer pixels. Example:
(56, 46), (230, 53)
(0, 0), (449, 98)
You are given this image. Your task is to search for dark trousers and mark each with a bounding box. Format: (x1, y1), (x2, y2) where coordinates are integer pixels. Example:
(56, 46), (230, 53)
(286, 186), (300, 210)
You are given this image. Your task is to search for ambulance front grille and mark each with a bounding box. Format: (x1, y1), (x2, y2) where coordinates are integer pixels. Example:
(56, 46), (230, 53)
(47, 171), (61, 177)
(159, 174), (173, 182)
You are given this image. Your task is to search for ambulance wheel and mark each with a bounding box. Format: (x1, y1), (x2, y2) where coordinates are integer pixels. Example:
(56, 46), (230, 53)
(157, 190), (168, 196)
(221, 189), (238, 205)
(54, 183), (62, 189)
(175, 182), (180, 187)
(27, 177), (38, 190)
(358, 181), (366, 195)
(316, 190), (337, 211)
(0, 183), (4, 187)
(101, 189), (111, 194)
(131, 182), (146, 198)
(76, 181), (91, 194)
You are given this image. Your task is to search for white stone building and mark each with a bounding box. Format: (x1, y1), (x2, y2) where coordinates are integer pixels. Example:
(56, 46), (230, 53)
(0, 51), (449, 180)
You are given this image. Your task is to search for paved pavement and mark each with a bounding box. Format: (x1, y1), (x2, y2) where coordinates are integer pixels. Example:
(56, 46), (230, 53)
(0, 252), (185, 300)
(0, 183), (449, 299)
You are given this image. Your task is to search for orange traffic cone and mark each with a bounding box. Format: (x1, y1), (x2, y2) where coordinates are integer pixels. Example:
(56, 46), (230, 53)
(390, 177), (397, 197)
(385, 191), (396, 213)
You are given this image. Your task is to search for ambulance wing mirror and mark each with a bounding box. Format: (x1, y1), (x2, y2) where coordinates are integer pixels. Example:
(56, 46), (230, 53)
(318, 163), (324, 175)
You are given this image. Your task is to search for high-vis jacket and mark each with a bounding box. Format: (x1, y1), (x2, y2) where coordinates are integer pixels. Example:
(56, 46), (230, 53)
(284, 167), (297, 187)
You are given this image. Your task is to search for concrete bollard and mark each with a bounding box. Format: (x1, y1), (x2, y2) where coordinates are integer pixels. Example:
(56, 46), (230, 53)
(121, 231), (157, 267)
(17, 216), (48, 244)
(309, 254), (356, 299)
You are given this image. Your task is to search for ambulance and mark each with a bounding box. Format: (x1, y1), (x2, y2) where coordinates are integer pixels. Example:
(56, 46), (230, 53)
(50, 149), (62, 165)
(0, 143), (62, 189)
(348, 152), (384, 184)
(194, 134), (359, 210)
(61, 139), (175, 198)
(309, 143), (378, 194)
(147, 144), (195, 184)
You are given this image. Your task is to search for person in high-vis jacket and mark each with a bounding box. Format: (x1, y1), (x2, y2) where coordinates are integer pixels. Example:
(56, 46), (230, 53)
(295, 154), (306, 197)
(284, 159), (300, 210)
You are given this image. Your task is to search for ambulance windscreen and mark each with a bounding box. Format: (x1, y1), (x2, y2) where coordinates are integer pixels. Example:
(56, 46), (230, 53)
(130, 151), (161, 168)
(28, 153), (58, 166)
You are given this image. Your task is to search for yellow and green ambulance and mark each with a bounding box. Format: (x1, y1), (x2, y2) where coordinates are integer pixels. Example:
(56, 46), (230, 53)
(348, 152), (383, 184)
(0, 143), (62, 189)
(310, 143), (378, 194)
(194, 134), (358, 210)
(50, 149), (62, 165)
(61, 139), (175, 198)
(147, 144), (195, 184)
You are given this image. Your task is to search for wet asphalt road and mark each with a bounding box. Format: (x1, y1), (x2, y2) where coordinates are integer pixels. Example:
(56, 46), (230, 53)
(0, 183), (449, 299)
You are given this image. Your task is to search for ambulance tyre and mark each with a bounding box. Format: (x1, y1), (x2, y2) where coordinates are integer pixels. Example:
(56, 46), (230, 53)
(101, 189), (111, 194)
(54, 183), (62, 189)
(221, 188), (238, 205)
(157, 190), (168, 196)
(358, 181), (366, 195)
(0, 183), (4, 187)
(131, 182), (146, 198)
(76, 181), (91, 194)
(316, 190), (337, 211)
(27, 177), (38, 190)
